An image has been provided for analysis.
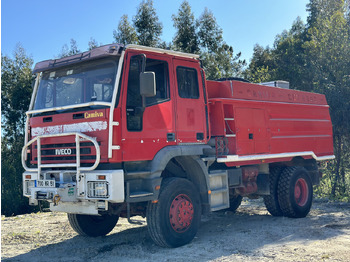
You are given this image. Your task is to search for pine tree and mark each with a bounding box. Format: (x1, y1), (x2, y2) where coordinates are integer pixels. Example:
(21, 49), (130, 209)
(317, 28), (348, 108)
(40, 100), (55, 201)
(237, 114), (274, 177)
(113, 14), (138, 45)
(58, 38), (81, 58)
(196, 8), (245, 79)
(88, 37), (101, 50)
(197, 8), (223, 54)
(172, 0), (199, 53)
(133, 0), (162, 47)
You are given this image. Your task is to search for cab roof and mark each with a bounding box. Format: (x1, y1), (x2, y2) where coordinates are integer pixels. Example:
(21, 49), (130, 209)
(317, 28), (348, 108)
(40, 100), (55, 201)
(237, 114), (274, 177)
(33, 44), (200, 74)
(33, 44), (124, 74)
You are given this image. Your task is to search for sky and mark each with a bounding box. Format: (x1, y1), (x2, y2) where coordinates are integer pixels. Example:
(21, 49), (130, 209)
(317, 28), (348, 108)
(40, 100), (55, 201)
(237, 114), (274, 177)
(1, 0), (309, 67)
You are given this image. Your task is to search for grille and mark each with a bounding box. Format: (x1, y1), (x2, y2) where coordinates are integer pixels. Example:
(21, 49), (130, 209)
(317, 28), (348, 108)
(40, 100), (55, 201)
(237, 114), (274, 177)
(33, 141), (100, 162)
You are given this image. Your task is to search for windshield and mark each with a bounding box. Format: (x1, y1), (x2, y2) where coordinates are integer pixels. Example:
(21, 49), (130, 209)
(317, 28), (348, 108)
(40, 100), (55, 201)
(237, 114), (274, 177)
(33, 58), (119, 110)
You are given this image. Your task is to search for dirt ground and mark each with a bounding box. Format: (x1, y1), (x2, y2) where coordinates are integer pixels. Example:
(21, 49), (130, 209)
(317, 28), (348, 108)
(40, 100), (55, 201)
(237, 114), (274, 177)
(1, 199), (350, 262)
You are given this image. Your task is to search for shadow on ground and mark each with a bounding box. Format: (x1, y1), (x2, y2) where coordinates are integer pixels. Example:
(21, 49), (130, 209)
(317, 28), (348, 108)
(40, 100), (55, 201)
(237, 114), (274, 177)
(3, 201), (350, 262)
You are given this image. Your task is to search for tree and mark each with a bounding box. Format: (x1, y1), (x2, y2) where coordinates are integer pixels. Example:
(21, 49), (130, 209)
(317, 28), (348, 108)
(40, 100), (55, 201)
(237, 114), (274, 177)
(197, 8), (223, 54)
(133, 0), (162, 47)
(243, 44), (276, 83)
(1, 44), (34, 142)
(244, 17), (310, 89)
(58, 38), (81, 58)
(113, 14), (138, 45)
(273, 17), (310, 90)
(304, 0), (350, 197)
(88, 37), (101, 50)
(245, 0), (350, 198)
(196, 8), (245, 79)
(1, 44), (38, 216)
(172, 0), (199, 53)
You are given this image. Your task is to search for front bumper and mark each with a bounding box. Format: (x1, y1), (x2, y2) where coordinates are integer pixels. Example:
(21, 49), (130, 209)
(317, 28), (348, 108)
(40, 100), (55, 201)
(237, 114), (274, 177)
(23, 169), (124, 215)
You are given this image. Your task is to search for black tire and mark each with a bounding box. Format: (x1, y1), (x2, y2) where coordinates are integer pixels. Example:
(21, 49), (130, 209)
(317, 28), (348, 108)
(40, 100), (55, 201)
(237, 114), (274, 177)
(228, 194), (243, 212)
(67, 213), (119, 237)
(146, 177), (201, 248)
(263, 167), (284, 216)
(277, 166), (313, 218)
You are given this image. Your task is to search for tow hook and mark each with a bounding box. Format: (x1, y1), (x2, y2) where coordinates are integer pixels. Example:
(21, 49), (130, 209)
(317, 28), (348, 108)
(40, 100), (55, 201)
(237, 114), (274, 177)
(53, 194), (61, 206)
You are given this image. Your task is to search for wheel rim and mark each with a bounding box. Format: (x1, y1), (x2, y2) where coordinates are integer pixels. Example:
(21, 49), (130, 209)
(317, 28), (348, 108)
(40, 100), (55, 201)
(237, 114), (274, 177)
(169, 194), (194, 233)
(294, 178), (309, 206)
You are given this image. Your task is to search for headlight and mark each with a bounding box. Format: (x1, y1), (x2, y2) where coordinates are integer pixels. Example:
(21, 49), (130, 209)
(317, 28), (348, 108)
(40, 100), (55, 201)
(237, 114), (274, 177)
(87, 181), (109, 198)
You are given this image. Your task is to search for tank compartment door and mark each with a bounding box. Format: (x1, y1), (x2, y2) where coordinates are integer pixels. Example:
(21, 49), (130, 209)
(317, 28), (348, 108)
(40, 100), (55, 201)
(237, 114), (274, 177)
(235, 108), (269, 155)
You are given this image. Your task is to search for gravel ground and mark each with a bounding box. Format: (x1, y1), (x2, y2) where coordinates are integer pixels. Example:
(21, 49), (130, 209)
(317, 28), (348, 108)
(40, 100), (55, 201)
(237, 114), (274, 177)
(2, 199), (350, 262)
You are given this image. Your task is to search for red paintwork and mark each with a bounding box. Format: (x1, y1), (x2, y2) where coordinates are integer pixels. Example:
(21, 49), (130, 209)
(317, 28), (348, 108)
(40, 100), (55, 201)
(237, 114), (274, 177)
(169, 194), (194, 233)
(207, 80), (334, 161)
(237, 167), (259, 196)
(295, 178), (309, 206)
(119, 50), (207, 162)
(30, 109), (110, 164)
(29, 49), (334, 167)
(119, 50), (177, 162)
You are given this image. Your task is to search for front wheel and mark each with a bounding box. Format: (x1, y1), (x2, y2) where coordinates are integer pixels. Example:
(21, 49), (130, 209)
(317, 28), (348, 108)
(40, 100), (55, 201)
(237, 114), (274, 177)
(277, 166), (313, 218)
(68, 213), (119, 237)
(147, 178), (201, 248)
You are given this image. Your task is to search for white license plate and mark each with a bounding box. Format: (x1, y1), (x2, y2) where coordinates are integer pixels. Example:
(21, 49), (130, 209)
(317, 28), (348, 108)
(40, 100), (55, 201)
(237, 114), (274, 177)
(36, 180), (55, 187)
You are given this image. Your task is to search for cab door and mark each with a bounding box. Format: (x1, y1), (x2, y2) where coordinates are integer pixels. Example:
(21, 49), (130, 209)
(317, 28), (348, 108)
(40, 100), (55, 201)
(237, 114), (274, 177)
(173, 58), (207, 144)
(121, 51), (175, 161)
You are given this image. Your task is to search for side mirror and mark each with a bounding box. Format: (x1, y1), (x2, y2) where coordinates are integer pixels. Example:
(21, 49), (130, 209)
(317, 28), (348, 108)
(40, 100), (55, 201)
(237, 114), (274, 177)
(140, 72), (156, 97)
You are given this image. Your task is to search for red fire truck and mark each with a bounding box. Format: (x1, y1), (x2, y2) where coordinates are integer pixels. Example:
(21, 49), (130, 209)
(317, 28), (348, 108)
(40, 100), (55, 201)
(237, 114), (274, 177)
(22, 44), (334, 247)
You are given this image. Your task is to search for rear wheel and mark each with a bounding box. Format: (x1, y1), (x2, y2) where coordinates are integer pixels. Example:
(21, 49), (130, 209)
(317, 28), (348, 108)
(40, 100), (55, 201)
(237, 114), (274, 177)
(228, 193), (243, 212)
(264, 167), (284, 216)
(277, 166), (313, 218)
(147, 178), (201, 248)
(67, 213), (119, 237)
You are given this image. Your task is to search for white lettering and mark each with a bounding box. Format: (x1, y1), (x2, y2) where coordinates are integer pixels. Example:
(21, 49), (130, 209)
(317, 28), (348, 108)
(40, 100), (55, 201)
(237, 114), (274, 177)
(31, 121), (108, 136)
(55, 148), (72, 155)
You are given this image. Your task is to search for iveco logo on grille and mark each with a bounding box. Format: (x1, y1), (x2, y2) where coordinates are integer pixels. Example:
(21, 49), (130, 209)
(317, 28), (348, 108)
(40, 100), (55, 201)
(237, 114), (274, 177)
(55, 148), (72, 155)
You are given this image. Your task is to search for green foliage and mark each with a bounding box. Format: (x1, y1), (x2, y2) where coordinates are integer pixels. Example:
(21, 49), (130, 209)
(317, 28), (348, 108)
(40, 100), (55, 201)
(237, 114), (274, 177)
(58, 38), (81, 58)
(245, 65), (272, 83)
(196, 8), (245, 79)
(172, 0), (199, 53)
(197, 8), (223, 53)
(88, 37), (102, 50)
(133, 0), (162, 47)
(113, 14), (138, 45)
(1, 44), (34, 142)
(111, 1), (245, 79)
(246, 0), (350, 199)
(243, 44), (276, 82)
(1, 45), (39, 216)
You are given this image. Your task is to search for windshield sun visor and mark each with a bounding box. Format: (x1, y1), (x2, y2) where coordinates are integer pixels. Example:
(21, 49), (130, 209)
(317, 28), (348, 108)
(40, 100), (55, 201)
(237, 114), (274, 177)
(33, 44), (124, 74)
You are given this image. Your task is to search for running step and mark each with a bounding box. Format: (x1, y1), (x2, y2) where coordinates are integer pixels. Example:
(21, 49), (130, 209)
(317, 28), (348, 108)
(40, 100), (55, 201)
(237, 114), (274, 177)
(129, 191), (153, 198)
(208, 170), (229, 211)
(125, 171), (151, 177)
(210, 204), (230, 212)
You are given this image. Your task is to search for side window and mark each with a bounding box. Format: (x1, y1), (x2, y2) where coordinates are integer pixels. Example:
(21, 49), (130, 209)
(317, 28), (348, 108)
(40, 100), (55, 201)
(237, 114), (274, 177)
(126, 56), (169, 131)
(145, 60), (169, 105)
(177, 67), (199, 99)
